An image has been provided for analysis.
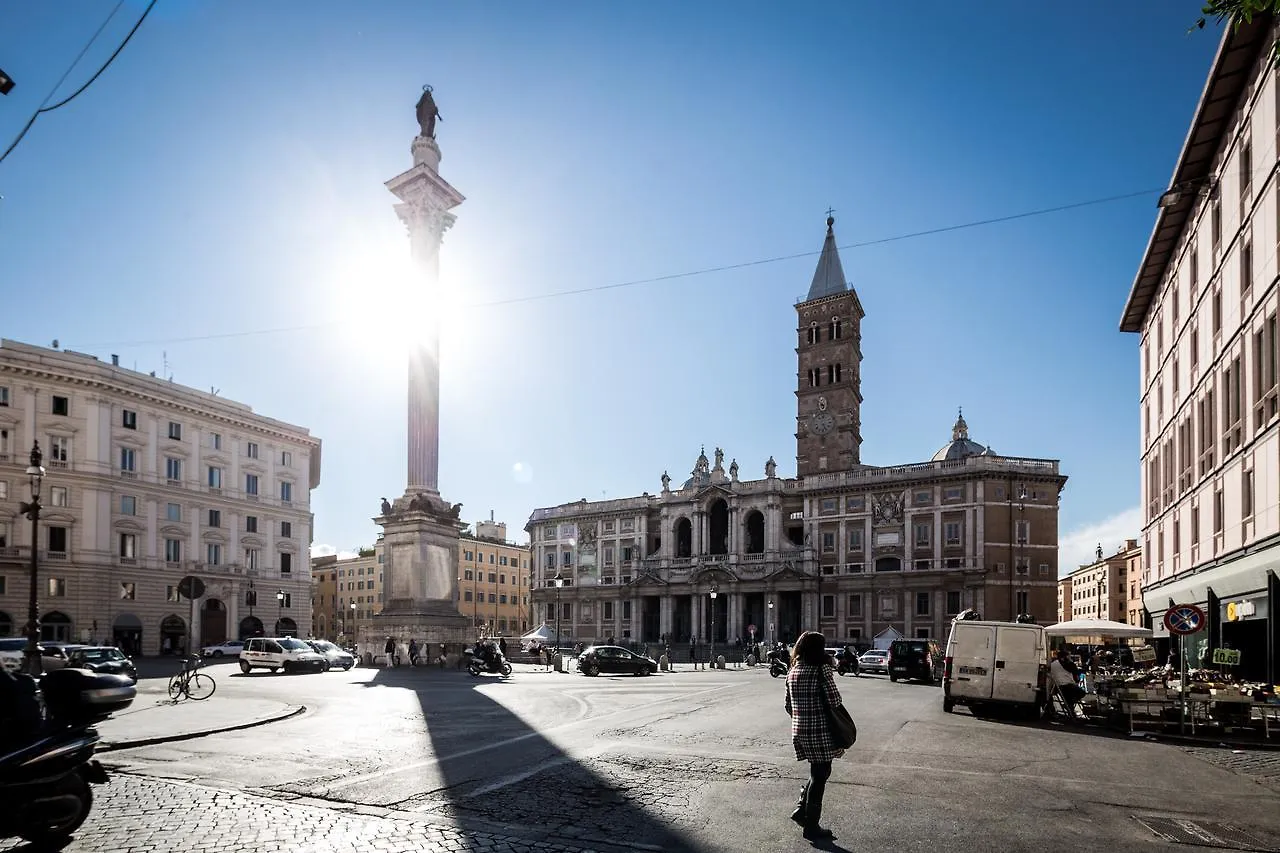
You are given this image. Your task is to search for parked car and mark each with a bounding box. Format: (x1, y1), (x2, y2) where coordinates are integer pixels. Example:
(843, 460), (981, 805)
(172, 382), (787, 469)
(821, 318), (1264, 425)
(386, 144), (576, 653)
(238, 637), (328, 674)
(858, 649), (889, 675)
(39, 642), (81, 671)
(0, 639), (80, 674)
(200, 640), (245, 658)
(65, 646), (138, 683)
(578, 645), (658, 677)
(888, 638), (944, 683)
(306, 640), (356, 671)
(0, 637), (26, 672)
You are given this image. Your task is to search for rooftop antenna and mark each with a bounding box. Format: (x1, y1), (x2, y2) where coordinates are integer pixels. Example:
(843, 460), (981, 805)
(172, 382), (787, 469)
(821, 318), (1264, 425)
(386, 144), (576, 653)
(210, 387), (220, 396)
(163, 351), (172, 382)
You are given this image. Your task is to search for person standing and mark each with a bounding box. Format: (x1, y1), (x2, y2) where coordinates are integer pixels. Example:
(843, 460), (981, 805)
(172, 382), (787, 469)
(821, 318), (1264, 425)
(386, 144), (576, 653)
(784, 631), (843, 841)
(384, 636), (397, 668)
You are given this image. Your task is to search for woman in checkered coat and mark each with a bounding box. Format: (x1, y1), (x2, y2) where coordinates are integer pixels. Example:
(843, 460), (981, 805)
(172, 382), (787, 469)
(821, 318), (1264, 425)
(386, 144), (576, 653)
(784, 631), (844, 841)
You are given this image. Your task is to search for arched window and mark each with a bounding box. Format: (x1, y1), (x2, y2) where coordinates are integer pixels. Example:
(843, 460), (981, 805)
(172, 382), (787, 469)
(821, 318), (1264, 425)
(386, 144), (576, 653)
(829, 317), (842, 340)
(806, 323), (819, 345)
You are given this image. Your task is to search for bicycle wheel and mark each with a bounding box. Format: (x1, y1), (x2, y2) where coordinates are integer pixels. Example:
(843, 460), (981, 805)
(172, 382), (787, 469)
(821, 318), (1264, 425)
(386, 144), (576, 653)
(167, 673), (185, 700)
(185, 673), (216, 701)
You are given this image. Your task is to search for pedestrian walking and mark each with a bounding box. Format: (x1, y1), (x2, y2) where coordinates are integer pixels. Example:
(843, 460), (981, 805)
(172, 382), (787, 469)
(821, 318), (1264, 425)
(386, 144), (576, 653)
(783, 631), (845, 841)
(689, 637), (698, 670)
(498, 637), (508, 658)
(383, 636), (397, 668)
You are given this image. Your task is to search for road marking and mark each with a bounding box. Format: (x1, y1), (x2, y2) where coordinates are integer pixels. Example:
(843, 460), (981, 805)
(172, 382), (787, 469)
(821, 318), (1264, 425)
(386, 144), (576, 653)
(322, 682), (736, 792)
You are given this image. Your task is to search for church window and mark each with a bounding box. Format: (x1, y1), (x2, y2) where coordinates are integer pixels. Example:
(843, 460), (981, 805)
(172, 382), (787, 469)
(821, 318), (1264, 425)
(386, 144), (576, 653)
(807, 324), (819, 345)
(821, 532), (835, 552)
(829, 317), (842, 340)
(820, 498), (836, 514)
(827, 364), (842, 383)
(808, 368), (819, 387)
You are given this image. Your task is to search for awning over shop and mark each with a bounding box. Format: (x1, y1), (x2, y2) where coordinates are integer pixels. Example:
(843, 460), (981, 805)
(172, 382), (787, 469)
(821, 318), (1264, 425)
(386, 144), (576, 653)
(1142, 544), (1279, 636)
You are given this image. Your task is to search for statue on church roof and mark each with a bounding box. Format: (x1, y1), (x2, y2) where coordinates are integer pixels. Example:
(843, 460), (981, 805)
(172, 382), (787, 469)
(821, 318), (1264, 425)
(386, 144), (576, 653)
(729, 459), (739, 482)
(416, 85), (442, 139)
(661, 470), (671, 492)
(765, 456), (777, 478)
(714, 447), (725, 470)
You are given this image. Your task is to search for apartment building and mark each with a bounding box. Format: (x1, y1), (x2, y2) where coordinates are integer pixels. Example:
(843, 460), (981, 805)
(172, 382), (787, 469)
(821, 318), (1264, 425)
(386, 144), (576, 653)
(459, 518), (532, 637)
(311, 545), (381, 642)
(0, 340), (321, 654)
(1057, 576), (1073, 624)
(1120, 15), (1280, 682)
(1063, 541), (1137, 624)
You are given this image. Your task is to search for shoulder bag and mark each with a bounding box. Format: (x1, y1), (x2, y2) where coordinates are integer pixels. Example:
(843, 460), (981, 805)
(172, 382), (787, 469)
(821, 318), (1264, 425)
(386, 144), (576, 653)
(814, 667), (857, 748)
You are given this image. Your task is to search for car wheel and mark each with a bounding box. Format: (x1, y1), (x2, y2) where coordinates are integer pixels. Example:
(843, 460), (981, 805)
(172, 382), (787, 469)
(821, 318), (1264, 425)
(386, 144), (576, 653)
(269, 667), (279, 673)
(344, 662), (353, 671)
(239, 660), (251, 674)
(889, 674), (898, 682)
(212, 650), (223, 657)
(638, 665), (651, 676)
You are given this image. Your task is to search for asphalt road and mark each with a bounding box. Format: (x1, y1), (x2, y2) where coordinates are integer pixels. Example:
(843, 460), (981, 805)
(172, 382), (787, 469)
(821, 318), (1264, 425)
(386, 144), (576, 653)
(8, 659), (1280, 853)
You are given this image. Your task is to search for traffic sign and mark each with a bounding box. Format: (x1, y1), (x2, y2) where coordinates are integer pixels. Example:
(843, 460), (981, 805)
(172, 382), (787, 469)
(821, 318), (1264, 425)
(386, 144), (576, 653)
(178, 575), (205, 600)
(1163, 603), (1205, 636)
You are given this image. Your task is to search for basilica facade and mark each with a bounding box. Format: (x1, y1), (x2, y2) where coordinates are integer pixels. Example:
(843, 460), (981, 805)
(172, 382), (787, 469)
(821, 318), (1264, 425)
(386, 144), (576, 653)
(526, 217), (1067, 648)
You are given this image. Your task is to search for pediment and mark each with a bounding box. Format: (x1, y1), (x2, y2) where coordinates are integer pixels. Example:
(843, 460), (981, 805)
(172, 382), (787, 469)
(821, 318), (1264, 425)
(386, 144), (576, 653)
(116, 433), (148, 448)
(159, 524), (188, 538)
(0, 412), (19, 426)
(694, 483), (734, 502)
(42, 422), (79, 437)
(763, 565), (807, 583)
(161, 444), (190, 459)
(113, 519), (146, 533)
(240, 535), (265, 549)
(692, 567), (739, 585)
(627, 572), (667, 588)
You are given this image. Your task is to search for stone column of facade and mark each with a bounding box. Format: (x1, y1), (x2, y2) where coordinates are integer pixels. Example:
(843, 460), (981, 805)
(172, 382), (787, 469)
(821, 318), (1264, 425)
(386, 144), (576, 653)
(367, 107), (470, 649)
(660, 594), (672, 639)
(694, 511), (704, 556)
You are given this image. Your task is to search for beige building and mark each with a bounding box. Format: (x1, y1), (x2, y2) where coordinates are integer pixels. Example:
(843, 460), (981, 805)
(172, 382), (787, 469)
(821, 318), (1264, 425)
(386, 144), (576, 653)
(311, 517), (531, 641)
(528, 218), (1067, 649)
(458, 517), (532, 637)
(1064, 541), (1137, 624)
(311, 545), (381, 642)
(1120, 16), (1280, 682)
(0, 340), (321, 654)
(1057, 577), (1073, 624)
(1124, 542), (1145, 629)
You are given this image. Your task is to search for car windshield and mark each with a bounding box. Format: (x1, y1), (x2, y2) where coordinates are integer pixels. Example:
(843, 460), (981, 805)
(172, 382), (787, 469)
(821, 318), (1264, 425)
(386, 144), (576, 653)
(279, 639), (310, 651)
(311, 641), (336, 652)
(76, 649), (125, 663)
(0, 638), (26, 651)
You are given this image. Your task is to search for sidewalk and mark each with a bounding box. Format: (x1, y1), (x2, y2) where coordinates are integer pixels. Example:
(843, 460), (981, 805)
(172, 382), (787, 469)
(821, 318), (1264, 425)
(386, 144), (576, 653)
(97, 694), (305, 751)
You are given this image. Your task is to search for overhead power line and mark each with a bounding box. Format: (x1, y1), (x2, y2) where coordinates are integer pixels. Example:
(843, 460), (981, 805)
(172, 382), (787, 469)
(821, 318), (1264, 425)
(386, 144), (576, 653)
(71, 185), (1164, 349)
(0, 0), (156, 166)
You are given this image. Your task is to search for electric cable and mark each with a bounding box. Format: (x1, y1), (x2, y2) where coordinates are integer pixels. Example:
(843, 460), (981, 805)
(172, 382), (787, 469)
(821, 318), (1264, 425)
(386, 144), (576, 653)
(69, 185), (1166, 349)
(0, 0), (156, 166)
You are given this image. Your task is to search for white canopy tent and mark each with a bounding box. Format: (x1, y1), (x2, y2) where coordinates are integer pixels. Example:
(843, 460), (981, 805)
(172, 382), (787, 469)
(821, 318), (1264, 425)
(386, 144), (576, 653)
(1043, 619), (1153, 639)
(519, 624), (558, 651)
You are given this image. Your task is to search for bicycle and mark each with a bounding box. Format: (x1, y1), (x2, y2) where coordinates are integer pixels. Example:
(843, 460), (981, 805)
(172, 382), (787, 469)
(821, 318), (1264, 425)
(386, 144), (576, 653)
(168, 656), (217, 701)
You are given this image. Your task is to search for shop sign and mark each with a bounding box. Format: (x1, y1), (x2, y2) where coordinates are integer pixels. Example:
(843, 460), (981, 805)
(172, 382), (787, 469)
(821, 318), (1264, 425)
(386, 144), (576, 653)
(1212, 648), (1242, 666)
(1225, 600), (1257, 621)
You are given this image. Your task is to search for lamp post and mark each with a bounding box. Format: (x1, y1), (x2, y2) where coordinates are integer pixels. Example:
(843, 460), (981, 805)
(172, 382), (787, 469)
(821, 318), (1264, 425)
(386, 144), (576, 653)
(1012, 482), (1027, 619)
(276, 589), (285, 635)
(553, 569), (565, 655)
(709, 584), (719, 667)
(19, 442), (45, 676)
(350, 601), (357, 647)
(767, 599), (774, 648)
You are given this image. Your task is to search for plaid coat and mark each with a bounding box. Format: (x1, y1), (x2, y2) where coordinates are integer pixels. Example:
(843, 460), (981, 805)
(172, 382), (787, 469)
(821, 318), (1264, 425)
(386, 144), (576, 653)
(784, 662), (845, 762)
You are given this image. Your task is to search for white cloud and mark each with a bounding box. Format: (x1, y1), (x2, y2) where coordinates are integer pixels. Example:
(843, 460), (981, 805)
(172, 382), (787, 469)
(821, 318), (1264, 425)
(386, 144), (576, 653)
(310, 544), (358, 560)
(1058, 505), (1142, 577)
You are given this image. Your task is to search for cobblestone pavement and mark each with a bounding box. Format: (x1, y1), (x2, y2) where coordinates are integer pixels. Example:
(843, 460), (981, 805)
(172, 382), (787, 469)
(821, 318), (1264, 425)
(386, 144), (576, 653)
(0, 774), (648, 853)
(1182, 746), (1280, 793)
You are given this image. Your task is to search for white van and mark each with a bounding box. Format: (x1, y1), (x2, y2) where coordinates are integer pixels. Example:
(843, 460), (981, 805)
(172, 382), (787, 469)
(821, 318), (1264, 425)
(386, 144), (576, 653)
(942, 620), (1047, 716)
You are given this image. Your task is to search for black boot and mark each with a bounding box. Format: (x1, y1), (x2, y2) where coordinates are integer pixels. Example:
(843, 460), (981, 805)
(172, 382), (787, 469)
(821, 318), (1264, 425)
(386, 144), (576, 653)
(802, 792), (834, 840)
(790, 784), (807, 826)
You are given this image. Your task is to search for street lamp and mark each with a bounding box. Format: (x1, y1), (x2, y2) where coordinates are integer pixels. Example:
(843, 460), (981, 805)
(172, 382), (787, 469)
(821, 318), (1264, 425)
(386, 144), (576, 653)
(767, 599), (774, 647)
(19, 442), (44, 676)
(350, 601), (357, 646)
(553, 569), (565, 655)
(276, 589), (285, 635)
(1012, 482), (1027, 619)
(709, 584), (719, 668)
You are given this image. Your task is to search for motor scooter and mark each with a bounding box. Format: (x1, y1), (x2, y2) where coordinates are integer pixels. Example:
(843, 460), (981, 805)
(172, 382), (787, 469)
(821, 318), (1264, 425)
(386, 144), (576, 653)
(768, 648), (789, 678)
(0, 668), (136, 846)
(468, 651), (513, 678)
(836, 654), (861, 677)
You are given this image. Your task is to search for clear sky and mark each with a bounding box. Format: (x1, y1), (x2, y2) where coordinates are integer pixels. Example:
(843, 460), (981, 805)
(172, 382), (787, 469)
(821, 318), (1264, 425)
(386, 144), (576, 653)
(0, 1), (1223, 571)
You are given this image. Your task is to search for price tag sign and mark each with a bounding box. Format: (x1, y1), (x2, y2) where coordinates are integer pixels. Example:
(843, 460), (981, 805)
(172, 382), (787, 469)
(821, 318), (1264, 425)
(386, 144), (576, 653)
(1212, 648), (1241, 666)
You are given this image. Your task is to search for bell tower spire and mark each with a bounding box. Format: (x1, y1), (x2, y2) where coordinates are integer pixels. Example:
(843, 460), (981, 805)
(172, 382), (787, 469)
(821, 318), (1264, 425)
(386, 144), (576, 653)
(795, 213), (864, 477)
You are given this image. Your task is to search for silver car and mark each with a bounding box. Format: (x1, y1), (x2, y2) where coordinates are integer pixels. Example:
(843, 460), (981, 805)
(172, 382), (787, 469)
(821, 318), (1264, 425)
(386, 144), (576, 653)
(858, 649), (889, 675)
(306, 640), (356, 671)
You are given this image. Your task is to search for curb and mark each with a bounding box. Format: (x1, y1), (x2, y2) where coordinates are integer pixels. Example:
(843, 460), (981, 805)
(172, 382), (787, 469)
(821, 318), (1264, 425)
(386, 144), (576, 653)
(97, 704), (307, 752)
(1136, 730), (1280, 751)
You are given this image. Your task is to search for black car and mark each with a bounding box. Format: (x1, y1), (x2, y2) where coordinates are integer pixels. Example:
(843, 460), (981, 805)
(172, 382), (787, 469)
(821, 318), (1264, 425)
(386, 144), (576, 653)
(66, 646), (138, 683)
(578, 645), (658, 677)
(887, 638), (943, 683)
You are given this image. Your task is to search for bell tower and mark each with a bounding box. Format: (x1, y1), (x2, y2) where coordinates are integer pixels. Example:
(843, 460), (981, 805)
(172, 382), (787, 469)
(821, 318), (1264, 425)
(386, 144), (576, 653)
(796, 214), (864, 477)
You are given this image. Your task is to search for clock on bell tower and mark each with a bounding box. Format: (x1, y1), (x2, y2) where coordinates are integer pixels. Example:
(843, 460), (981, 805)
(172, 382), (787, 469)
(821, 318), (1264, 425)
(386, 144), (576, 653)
(795, 214), (864, 478)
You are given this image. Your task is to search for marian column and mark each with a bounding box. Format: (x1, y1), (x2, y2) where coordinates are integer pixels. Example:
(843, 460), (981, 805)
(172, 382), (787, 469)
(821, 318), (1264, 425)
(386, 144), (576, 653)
(368, 87), (470, 646)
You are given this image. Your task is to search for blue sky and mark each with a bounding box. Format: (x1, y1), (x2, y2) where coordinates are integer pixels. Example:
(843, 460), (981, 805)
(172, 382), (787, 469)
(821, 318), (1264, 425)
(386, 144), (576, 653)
(0, 2), (1222, 568)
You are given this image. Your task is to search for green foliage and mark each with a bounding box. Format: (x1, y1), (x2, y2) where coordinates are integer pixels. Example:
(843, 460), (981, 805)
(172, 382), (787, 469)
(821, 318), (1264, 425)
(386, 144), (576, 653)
(1192, 1), (1280, 66)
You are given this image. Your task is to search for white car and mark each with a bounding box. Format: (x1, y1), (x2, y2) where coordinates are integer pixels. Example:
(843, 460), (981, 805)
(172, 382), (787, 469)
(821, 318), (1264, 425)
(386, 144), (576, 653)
(201, 639), (245, 658)
(238, 637), (328, 674)
(0, 637), (25, 672)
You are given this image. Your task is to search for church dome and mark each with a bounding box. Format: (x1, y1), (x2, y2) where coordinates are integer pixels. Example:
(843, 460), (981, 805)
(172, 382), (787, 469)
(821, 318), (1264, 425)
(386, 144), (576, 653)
(931, 409), (990, 462)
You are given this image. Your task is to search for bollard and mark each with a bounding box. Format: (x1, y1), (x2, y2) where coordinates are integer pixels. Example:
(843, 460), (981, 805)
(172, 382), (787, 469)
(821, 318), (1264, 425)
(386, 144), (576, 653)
(659, 654), (670, 672)
(716, 654), (726, 669)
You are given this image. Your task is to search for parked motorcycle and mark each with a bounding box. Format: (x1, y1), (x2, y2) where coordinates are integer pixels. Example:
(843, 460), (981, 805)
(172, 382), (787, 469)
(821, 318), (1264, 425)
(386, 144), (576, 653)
(1, 668), (136, 845)
(768, 648), (789, 678)
(468, 652), (513, 678)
